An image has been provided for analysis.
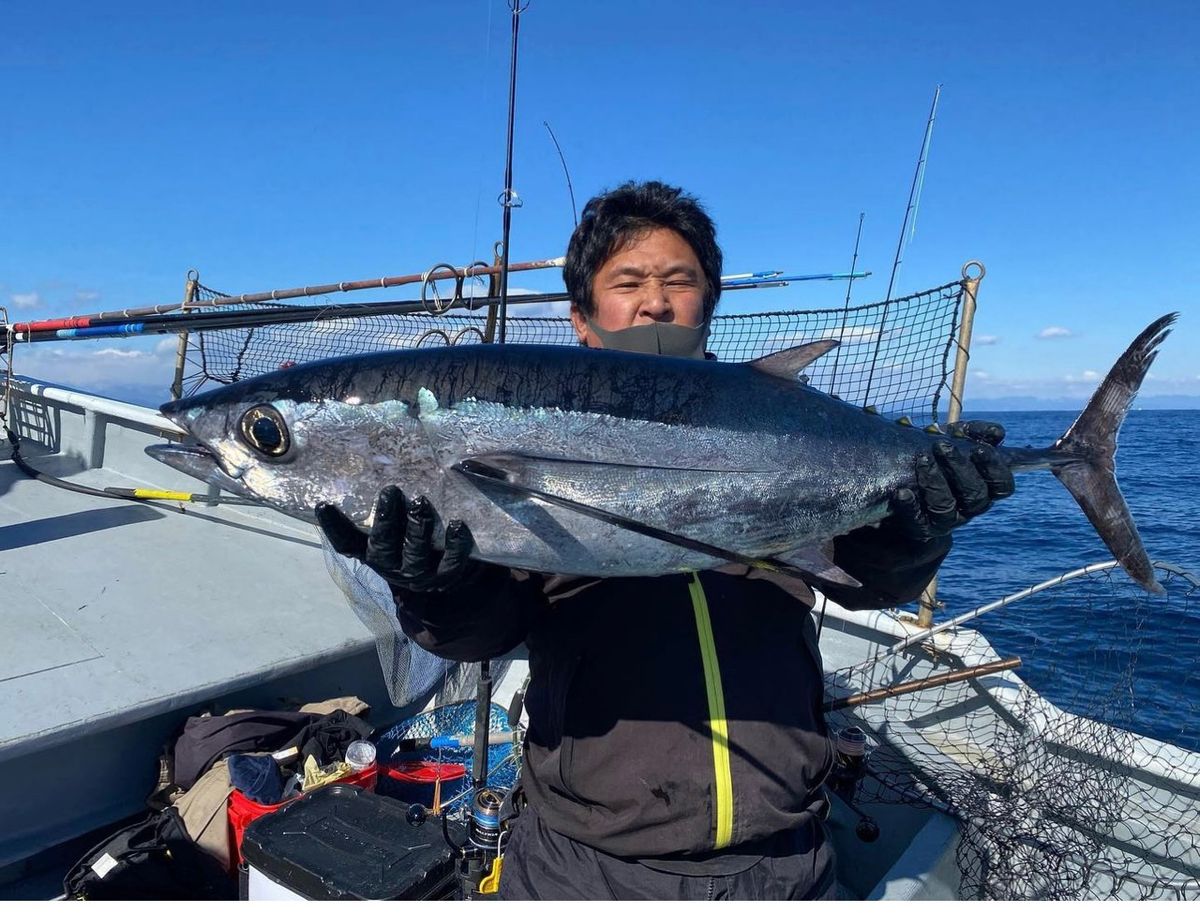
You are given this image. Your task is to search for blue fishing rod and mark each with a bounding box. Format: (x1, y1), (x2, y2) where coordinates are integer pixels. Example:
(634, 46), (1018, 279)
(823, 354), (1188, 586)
(722, 270), (870, 289)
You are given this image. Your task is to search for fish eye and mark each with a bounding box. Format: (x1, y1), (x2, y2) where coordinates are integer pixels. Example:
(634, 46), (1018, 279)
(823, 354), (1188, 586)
(240, 404), (290, 458)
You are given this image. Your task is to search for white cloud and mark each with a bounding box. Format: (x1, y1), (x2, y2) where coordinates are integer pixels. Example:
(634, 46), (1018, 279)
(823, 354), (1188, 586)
(73, 290), (101, 305)
(504, 298), (572, 318)
(9, 292), (43, 310)
(11, 339), (177, 401)
(962, 365), (1200, 402)
(765, 323), (899, 350)
(1037, 326), (1074, 339)
(973, 334), (1000, 345)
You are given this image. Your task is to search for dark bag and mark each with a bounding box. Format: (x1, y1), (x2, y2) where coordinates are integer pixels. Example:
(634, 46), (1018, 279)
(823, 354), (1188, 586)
(172, 710), (317, 789)
(172, 709), (374, 790)
(63, 808), (236, 900)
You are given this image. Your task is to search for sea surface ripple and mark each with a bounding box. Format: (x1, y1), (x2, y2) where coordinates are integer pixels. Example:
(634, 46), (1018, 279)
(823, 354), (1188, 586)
(934, 409), (1200, 752)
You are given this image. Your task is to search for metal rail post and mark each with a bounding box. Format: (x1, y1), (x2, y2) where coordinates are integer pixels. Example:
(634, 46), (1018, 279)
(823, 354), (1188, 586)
(170, 270), (200, 400)
(916, 260), (986, 627)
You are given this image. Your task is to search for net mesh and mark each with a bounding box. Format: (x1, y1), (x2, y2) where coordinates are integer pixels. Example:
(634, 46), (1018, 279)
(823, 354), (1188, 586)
(318, 534), (511, 710)
(176, 280), (965, 423)
(374, 700), (520, 814)
(824, 563), (1200, 901)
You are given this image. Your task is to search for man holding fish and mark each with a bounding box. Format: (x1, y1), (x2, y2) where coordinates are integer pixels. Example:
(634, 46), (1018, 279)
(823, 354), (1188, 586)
(317, 181), (1015, 900)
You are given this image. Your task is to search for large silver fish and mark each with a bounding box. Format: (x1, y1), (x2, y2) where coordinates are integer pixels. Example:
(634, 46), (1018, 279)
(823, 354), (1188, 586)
(148, 314), (1175, 592)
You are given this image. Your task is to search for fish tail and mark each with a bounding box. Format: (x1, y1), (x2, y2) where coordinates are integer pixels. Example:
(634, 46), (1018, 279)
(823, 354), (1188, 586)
(1049, 313), (1176, 594)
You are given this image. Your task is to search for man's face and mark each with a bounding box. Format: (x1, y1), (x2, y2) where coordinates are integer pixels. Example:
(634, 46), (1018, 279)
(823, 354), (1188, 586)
(570, 226), (707, 346)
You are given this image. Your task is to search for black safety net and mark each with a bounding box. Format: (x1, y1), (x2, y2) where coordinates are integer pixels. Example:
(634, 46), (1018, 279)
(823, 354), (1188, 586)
(176, 280), (965, 423)
(823, 562), (1200, 901)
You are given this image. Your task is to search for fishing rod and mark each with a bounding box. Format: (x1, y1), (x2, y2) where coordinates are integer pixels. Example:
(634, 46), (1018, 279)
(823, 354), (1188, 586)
(6, 257), (568, 334)
(9, 293), (549, 344)
(828, 213), (867, 393)
(471, 25), (529, 875)
(864, 85), (942, 404)
(6, 270), (870, 345)
(544, 121), (578, 227)
(495, 0), (528, 345)
(823, 656), (1022, 712)
(722, 271), (869, 288)
(885, 84), (941, 303)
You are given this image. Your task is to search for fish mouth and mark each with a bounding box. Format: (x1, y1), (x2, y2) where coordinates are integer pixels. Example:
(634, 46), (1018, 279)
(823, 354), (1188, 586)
(145, 442), (256, 500)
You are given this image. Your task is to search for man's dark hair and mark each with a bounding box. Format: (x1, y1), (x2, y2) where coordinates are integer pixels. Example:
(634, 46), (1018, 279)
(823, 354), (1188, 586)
(563, 180), (723, 320)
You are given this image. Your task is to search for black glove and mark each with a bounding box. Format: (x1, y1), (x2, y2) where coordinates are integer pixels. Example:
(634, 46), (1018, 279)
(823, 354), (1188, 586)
(315, 486), (482, 596)
(822, 420), (1015, 610)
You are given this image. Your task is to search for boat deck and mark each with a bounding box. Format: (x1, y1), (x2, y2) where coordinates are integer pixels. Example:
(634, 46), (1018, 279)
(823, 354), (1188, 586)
(0, 380), (427, 879)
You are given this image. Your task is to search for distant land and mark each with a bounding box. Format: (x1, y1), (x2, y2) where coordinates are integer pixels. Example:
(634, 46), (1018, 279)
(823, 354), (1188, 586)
(963, 395), (1200, 412)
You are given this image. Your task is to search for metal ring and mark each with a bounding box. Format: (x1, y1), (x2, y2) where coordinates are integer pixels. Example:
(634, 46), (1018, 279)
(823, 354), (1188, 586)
(420, 262), (462, 315)
(452, 326), (486, 345)
(414, 328), (452, 348)
(961, 260), (986, 281)
(186, 268), (200, 282)
(461, 260), (492, 307)
(464, 259), (492, 279)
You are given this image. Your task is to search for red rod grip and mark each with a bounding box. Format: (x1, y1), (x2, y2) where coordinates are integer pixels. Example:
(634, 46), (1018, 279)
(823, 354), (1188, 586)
(11, 317), (94, 332)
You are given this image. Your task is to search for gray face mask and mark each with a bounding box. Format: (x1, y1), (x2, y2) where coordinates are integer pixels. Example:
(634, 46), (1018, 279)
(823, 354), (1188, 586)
(586, 320), (710, 359)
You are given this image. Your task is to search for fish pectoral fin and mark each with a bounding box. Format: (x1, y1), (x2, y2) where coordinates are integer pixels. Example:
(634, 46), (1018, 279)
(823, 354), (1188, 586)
(748, 340), (839, 380)
(457, 451), (775, 477)
(769, 543), (862, 588)
(454, 456), (810, 580)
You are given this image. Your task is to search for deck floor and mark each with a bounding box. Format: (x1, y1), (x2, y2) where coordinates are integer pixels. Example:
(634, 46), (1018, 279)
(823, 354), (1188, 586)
(0, 445), (383, 760)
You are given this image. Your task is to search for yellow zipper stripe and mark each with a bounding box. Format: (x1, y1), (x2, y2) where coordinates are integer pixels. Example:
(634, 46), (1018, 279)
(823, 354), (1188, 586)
(688, 573), (734, 850)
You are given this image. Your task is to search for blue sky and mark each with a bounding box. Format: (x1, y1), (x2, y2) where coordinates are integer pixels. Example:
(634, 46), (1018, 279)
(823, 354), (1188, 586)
(3, 1), (1197, 406)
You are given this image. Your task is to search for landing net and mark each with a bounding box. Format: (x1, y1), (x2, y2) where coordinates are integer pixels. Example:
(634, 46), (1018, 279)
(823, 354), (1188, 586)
(824, 561), (1200, 900)
(176, 279), (965, 423)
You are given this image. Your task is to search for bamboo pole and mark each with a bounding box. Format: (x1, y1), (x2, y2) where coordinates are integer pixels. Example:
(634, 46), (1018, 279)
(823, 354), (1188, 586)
(915, 260), (986, 627)
(824, 656), (1020, 712)
(169, 271), (199, 401)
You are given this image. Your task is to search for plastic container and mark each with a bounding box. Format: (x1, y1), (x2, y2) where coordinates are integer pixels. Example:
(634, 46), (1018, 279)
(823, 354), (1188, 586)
(345, 740), (376, 771)
(228, 762), (377, 868)
(241, 785), (464, 900)
(377, 760), (467, 808)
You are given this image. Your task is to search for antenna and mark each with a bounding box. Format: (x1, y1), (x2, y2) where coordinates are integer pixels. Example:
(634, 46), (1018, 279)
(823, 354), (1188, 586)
(495, 0), (529, 345)
(544, 121), (578, 227)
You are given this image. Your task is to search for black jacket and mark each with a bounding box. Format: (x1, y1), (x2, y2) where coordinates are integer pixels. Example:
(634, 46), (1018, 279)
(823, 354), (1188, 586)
(397, 564), (835, 861)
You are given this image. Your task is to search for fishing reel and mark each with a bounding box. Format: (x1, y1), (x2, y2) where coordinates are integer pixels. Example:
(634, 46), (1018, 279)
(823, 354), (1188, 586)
(827, 726), (880, 843)
(430, 784), (511, 898)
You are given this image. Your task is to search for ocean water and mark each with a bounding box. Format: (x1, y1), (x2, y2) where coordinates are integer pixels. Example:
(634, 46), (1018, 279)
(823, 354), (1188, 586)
(930, 410), (1200, 752)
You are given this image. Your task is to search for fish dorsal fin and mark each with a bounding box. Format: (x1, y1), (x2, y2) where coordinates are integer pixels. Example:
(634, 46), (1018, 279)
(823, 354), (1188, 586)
(749, 340), (839, 380)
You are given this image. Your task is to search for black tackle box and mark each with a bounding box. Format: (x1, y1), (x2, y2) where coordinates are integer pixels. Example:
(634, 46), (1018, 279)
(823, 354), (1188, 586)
(241, 785), (464, 900)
